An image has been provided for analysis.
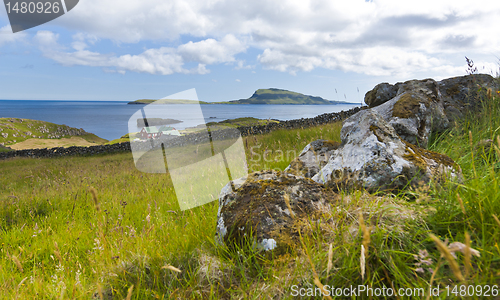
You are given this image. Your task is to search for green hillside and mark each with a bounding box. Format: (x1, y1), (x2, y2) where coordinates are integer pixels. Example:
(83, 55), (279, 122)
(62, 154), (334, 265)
(215, 88), (351, 104)
(0, 118), (107, 147)
(130, 89), (355, 105)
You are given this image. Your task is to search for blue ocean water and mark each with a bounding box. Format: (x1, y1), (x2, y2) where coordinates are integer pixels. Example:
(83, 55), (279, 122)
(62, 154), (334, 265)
(0, 100), (359, 141)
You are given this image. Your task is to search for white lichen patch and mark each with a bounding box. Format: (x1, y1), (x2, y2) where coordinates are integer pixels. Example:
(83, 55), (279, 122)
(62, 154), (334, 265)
(260, 239), (277, 251)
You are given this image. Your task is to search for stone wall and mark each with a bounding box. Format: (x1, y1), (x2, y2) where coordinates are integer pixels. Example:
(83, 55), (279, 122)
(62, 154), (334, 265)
(0, 106), (362, 160)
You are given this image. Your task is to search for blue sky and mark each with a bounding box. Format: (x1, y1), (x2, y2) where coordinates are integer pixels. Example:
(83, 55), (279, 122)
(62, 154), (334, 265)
(0, 0), (499, 102)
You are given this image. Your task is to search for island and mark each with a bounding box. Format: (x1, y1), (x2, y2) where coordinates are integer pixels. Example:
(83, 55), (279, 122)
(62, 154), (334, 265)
(213, 88), (354, 105)
(137, 118), (182, 127)
(128, 88), (356, 105)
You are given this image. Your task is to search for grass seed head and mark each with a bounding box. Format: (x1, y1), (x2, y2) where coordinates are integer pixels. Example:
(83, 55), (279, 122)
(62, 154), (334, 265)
(327, 243), (333, 276)
(359, 212), (370, 256)
(465, 232), (471, 278)
(162, 265), (182, 273)
(456, 193), (466, 215)
(125, 285), (134, 300)
(493, 214), (500, 228)
(11, 255), (23, 273)
(89, 187), (100, 212)
(429, 234), (464, 282)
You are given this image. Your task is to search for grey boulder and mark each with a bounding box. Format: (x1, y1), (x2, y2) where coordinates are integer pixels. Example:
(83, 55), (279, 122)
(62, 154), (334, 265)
(285, 139), (341, 178)
(216, 170), (334, 253)
(312, 109), (461, 192)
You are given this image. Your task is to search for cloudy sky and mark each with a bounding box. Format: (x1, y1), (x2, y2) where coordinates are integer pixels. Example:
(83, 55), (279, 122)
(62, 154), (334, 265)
(0, 0), (499, 101)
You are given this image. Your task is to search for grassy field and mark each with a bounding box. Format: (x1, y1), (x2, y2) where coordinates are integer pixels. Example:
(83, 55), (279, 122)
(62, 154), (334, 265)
(9, 137), (99, 150)
(1, 91), (499, 299)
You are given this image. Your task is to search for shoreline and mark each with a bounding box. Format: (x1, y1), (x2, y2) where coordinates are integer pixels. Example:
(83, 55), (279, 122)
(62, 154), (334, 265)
(0, 106), (362, 160)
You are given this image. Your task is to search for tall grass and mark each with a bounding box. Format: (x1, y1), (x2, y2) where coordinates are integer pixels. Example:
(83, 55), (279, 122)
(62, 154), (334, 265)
(1, 88), (499, 299)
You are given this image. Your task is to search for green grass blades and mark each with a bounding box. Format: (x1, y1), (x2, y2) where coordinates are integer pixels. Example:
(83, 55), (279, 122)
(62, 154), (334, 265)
(1, 90), (500, 299)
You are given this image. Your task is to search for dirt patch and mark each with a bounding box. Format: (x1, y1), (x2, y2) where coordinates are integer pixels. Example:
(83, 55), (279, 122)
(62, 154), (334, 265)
(10, 137), (97, 150)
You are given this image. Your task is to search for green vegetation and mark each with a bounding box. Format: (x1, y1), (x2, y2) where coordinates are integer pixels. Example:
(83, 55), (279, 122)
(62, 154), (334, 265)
(106, 133), (140, 145)
(177, 117), (281, 135)
(215, 88), (350, 105)
(1, 87), (500, 299)
(0, 145), (12, 153)
(0, 118), (107, 147)
(129, 89), (355, 105)
(206, 117), (280, 129)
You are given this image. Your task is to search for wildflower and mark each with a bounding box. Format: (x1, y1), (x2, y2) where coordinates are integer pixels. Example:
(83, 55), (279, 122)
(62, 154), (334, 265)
(447, 241), (480, 258)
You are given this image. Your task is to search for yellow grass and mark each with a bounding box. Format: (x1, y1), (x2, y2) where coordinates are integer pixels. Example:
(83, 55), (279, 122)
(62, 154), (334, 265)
(9, 137), (97, 150)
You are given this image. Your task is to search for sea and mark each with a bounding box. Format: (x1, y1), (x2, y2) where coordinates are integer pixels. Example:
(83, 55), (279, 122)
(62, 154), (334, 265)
(0, 100), (360, 141)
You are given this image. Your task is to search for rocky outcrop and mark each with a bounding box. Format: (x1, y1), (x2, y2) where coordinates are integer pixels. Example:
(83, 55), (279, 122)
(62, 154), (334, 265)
(438, 74), (499, 120)
(371, 79), (449, 147)
(215, 74), (494, 253)
(364, 74), (499, 148)
(311, 110), (461, 192)
(365, 74), (498, 110)
(364, 82), (402, 108)
(285, 139), (340, 178)
(216, 170), (335, 253)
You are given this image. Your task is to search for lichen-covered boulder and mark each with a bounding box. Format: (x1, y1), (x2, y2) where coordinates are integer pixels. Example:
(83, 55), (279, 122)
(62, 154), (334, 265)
(371, 79), (450, 147)
(312, 110), (461, 192)
(364, 82), (403, 108)
(364, 75), (499, 147)
(285, 139), (341, 178)
(216, 170), (335, 253)
(438, 74), (499, 121)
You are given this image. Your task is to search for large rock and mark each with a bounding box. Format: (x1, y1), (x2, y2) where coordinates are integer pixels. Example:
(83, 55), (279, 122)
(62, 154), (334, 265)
(363, 75), (499, 147)
(312, 110), (461, 192)
(216, 170), (335, 253)
(285, 139), (340, 178)
(371, 79), (450, 147)
(438, 74), (499, 121)
(364, 82), (403, 108)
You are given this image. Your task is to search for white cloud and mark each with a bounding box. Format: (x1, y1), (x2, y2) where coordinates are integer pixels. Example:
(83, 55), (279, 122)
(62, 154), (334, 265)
(33, 0), (500, 77)
(234, 60), (254, 70)
(178, 34), (246, 64)
(0, 25), (27, 47)
(33, 31), (243, 75)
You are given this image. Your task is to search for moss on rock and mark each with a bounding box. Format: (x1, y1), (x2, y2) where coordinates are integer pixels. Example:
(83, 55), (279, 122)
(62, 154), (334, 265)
(392, 93), (427, 119)
(216, 170), (336, 255)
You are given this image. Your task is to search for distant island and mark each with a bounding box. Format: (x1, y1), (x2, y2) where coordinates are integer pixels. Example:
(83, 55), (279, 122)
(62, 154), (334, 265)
(214, 88), (355, 105)
(128, 88), (356, 105)
(128, 99), (209, 105)
(137, 118), (182, 127)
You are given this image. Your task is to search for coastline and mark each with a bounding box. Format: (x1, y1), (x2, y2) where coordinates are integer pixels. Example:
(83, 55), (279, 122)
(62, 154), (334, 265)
(0, 106), (362, 159)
